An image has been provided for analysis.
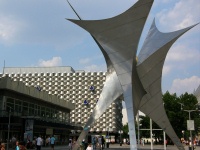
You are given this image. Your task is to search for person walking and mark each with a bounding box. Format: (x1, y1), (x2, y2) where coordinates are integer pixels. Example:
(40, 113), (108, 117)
(68, 138), (72, 150)
(36, 135), (43, 150)
(101, 136), (105, 149)
(0, 143), (5, 150)
(50, 135), (56, 150)
(16, 141), (20, 150)
(92, 137), (96, 150)
(46, 136), (50, 147)
(11, 135), (16, 149)
(86, 143), (93, 150)
(98, 136), (102, 150)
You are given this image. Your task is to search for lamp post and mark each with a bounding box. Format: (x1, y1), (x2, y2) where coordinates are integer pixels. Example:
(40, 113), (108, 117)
(178, 102), (198, 150)
(137, 112), (140, 149)
(182, 130), (185, 142)
(118, 130), (123, 146)
(106, 127), (111, 148)
(184, 110), (196, 150)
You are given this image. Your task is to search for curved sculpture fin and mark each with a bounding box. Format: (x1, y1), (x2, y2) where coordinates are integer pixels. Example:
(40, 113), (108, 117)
(137, 20), (198, 150)
(68, 2), (154, 150)
(68, 0), (153, 120)
(138, 19), (198, 65)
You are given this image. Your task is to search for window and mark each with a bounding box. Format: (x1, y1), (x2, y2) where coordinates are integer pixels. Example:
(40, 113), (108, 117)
(6, 98), (14, 112)
(22, 102), (29, 115)
(15, 100), (22, 113)
(46, 108), (51, 118)
(29, 103), (34, 116)
(41, 106), (46, 117)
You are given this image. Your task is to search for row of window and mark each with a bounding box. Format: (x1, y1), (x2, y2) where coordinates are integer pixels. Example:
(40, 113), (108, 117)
(3, 97), (70, 124)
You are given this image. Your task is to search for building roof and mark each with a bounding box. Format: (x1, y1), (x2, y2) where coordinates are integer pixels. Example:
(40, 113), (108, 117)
(3, 66), (76, 74)
(0, 76), (75, 110)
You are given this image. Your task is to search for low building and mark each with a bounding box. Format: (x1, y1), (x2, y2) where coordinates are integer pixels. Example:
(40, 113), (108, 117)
(0, 76), (81, 145)
(0, 66), (123, 142)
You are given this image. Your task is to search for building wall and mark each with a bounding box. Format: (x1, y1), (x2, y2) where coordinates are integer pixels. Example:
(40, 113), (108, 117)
(1, 67), (123, 133)
(0, 90), (78, 144)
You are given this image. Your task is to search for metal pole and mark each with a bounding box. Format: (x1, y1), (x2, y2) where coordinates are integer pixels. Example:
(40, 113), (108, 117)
(120, 131), (122, 146)
(150, 118), (153, 150)
(137, 112), (140, 148)
(7, 109), (11, 150)
(188, 111), (193, 149)
(163, 131), (166, 150)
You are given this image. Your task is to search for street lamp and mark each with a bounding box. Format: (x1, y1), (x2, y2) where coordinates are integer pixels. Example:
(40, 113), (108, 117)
(182, 130), (185, 142)
(118, 130), (123, 146)
(178, 102), (198, 150)
(106, 127), (111, 148)
(137, 112), (140, 148)
(184, 109), (196, 149)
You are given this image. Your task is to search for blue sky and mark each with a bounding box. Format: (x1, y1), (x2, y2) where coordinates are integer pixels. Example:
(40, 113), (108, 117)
(0, 0), (199, 96)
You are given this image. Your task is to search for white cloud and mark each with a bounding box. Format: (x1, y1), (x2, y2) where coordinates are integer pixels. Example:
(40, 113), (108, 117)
(156, 0), (200, 30)
(0, 14), (24, 44)
(170, 76), (200, 95)
(78, 55), (106, 72)
(163, 65), (172, 76)
(167, 44), (200, 63)
(79, 58), (91, 65)
(38, 57), (62, 67)
(84, 64), (106, 72)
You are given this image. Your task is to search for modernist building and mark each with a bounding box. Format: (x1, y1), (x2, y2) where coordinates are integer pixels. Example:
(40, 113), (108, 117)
(0, 76), (80, 145)
(0, 66), (123, 141)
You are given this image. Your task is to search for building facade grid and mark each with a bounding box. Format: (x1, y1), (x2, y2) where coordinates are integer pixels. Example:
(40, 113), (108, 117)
(0, 67), (123, 133)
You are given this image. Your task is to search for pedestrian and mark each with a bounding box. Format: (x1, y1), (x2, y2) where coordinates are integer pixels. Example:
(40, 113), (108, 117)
(141, 138), (144, 146)
(81, 139), (85, 150)
(98, 136), (102, 150)
(92, 137), (96, 150)
(11, 135), (17, 149)
(0, 143), (5, 150)
(101, 136), (105, 149)
(50, 135), (56, 150)
(165, 139), (168, 147)
(16, 141), (20, 150)
(36, 135), (43, 150)
(68, 138), (72, 150)
(86, 143), (93, 150)
(46, 136), (50, 147)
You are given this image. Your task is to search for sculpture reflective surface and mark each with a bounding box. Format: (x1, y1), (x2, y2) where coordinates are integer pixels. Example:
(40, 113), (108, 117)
(67, 0), (198, 149)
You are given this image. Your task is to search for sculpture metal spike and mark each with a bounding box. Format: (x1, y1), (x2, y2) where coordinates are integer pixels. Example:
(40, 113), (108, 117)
(67, 0), (198, 150)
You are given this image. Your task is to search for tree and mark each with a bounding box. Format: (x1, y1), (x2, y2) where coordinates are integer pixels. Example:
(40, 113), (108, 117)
(122, 123), (129, 139)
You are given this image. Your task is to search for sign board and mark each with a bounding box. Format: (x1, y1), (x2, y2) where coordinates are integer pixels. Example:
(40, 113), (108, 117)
(24, 120), (34, 141)
(187, 120), (194, 130)
(46, 128), (53, 135)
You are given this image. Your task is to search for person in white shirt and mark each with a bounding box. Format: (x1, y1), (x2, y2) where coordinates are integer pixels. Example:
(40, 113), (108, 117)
(36, 135), (43, 150)
(98, 137), (102, 149)
(86, 143), (93, 150)
(68, 138), (72, 150)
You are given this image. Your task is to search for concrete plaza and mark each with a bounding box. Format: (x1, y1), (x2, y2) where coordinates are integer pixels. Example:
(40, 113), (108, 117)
(40, 144), (200, 150)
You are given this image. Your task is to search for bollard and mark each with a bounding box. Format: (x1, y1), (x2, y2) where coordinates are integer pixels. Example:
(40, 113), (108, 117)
(106, 142), (109, 148)
(120, 142), (122, 146)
